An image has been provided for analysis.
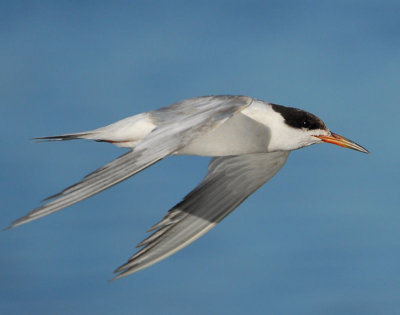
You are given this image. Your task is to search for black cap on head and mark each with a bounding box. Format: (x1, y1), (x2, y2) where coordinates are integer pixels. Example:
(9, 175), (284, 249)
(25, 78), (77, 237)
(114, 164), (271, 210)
(271, 104), (326, 130)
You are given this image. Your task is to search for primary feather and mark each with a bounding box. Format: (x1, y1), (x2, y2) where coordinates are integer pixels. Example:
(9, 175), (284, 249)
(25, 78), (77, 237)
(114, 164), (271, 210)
(113, 151), (289, 279)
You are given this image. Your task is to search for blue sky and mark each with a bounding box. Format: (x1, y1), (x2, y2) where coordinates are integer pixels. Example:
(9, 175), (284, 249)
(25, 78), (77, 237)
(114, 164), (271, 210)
(1, 1), (399, 314)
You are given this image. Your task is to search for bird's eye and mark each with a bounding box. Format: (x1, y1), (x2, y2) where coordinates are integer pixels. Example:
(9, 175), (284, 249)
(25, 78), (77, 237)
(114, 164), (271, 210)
(302, 119), (310, 128)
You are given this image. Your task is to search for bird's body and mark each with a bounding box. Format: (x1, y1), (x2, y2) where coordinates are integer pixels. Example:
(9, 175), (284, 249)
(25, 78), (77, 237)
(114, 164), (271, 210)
(8, 95), (368, 279)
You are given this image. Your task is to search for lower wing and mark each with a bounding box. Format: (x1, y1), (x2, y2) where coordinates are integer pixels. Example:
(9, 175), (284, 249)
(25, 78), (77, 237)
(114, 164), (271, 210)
(113, 151), (290, 279)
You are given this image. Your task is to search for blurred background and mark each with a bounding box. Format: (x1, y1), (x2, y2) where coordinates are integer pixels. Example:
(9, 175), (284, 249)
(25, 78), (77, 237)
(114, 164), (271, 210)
(1, 1), (399, 314)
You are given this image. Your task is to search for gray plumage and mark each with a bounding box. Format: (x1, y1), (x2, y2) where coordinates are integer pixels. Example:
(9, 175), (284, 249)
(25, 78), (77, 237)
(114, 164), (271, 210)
(113, 151), (289, 279)
(8, 95), (368, 279)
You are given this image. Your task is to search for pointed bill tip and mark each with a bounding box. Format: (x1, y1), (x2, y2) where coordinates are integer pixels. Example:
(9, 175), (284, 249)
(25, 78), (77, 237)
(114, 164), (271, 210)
(315, 132), (370, 154)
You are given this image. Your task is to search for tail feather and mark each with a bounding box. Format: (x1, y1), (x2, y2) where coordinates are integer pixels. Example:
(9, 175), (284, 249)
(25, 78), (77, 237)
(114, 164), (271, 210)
(32, 132), (95, 142)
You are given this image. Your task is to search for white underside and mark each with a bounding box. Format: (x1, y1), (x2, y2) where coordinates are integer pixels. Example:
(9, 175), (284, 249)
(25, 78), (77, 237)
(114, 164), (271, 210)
(84, 113), (157, 148)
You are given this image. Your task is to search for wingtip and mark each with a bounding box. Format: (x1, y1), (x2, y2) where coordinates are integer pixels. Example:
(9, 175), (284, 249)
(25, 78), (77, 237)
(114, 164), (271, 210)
(111, 267), (129, 281)
(113, 265), (125, 274)
(5, 210), (45, 230)
(4, 219), (23, 231)
(112, 261), (138, 280)
(3, 224), (13, 231)
(109, 274), (123, 281)
(108, 276), (119, 282)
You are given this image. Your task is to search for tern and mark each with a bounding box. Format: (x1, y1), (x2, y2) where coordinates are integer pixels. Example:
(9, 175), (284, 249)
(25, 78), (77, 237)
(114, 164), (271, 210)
(8, 95), (369, 279)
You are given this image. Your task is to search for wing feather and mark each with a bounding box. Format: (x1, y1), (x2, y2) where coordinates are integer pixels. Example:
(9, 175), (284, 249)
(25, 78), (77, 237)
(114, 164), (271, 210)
(113, 151), (290, 279)
(8, 96), (252, 229)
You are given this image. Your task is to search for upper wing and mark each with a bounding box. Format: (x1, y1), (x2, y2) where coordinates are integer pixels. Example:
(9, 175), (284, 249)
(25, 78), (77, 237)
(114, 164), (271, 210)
(113, 151), (290, 279)
(8, 96), (252, 229)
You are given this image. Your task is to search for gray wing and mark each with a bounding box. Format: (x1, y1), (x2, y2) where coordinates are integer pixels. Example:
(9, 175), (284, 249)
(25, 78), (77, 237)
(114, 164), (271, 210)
(113, 151), (290, 279)
(8, 96), (252, 229)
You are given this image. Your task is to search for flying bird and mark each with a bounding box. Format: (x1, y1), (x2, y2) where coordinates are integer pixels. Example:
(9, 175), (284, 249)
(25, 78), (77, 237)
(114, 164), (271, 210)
(8, 95), (369, 280)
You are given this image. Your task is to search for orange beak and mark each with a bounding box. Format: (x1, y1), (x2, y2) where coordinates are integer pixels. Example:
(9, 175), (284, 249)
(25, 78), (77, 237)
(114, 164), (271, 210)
(314, 132), (369, 154)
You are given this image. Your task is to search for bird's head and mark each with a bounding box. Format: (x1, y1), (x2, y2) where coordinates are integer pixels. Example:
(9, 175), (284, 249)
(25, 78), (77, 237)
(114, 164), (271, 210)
(268, 103), (369, 153)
